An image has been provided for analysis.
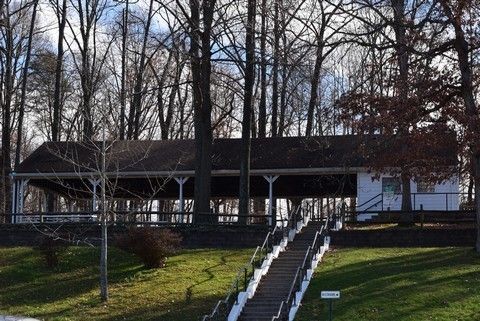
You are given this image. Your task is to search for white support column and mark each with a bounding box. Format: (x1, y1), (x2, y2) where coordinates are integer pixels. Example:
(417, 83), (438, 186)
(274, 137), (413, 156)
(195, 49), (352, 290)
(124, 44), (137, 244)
(174, 177), (189, 222)
(263, 175), (279, 226)
(88, 178), (101, 212)
(18, 179), (29, 214)
(12, 178), (29, 223)
(10, 176), (17, 224)
(42, 192), (47, 212)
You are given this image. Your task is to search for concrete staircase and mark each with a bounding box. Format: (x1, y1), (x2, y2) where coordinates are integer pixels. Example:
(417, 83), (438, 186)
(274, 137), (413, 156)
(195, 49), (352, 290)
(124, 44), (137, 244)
(237, 221), (323, 321)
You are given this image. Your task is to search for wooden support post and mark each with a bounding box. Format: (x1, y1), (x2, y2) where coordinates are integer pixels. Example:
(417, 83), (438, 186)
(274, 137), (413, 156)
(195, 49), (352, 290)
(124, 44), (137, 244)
(263, 175), (279, 226)
(174, 177), (189, 223)
(420, 204), (424, 229)
(88, 178), (101, 213)
(18, 180), (23, 218)
(12, 178), (29, 223)
(10, 176), (17, 224)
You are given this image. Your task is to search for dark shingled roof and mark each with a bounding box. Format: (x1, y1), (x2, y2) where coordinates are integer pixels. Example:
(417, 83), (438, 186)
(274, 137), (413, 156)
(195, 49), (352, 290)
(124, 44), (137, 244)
(15, 135), (457, 176)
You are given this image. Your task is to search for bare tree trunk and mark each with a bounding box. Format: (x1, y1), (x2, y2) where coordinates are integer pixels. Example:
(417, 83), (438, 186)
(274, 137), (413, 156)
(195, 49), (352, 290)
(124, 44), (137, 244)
(400, 171), (413, 224)
(80, 10), (93, 141)
(190, 0), (216, 222)
(129, 0), (154, 140)
(271, 0), (279, 137)
(1, 10), (13, 222)
(119, 0), (129, 140)
(239, 0), (257, 223)
(392, 0), (412, 214)
(15, 0), (39, 168)
(439, 0), (480, 252)
(81, 37), (93, 141)
(306, 35), (324, 137)
(467, 173), (474, 204)
(99, 124), (108, 301)
(258, 0), (267, 139)
(158, 50), (183, 140)
(52, 0), (67, 142)
(278, 13), (287, 137)
(474, 158), (480, 252)
(278, 70), (287, 136)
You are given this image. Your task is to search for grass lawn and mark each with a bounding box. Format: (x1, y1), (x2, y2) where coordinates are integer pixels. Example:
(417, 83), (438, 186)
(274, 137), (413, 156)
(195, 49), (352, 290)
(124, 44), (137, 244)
(0, 246), (253, 321)
(297, 248), (480, 321)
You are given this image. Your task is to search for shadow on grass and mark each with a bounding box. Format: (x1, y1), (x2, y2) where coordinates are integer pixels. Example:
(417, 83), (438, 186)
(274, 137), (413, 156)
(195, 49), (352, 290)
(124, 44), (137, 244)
(185, 251), (236, 304)
(70, 293), (232, 321)
(0, 247), (252, 321)
(297, 248), (480, 321)
(0, 246), (144, 307)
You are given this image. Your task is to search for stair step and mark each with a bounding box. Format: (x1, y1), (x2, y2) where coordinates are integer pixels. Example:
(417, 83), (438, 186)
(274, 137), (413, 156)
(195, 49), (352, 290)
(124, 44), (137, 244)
(238, 222), (325, 321)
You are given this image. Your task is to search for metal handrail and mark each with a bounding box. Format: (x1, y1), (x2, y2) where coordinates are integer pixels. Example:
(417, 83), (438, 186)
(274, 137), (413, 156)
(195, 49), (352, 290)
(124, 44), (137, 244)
(201, 265), (250, 321)
(271, 301), (285, 321)
(270, 214), (330, 320)
(363, 198), (383, 212)
(201, 205), (301, 321)
(356, 193), (382, 209)
(285, 267), (302, 309)
(7, 211), (280, 226)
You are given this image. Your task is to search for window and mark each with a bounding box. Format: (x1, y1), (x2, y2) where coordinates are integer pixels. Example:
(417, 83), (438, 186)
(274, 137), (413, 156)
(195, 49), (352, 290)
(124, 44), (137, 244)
(417, 178), (435, 193)
(382, 177), (401, 194)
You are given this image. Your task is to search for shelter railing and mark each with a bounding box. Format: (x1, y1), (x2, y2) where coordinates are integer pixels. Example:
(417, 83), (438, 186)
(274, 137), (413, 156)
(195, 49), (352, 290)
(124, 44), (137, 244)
(3, 211), (282, 226)
(355, 192), (474, 213)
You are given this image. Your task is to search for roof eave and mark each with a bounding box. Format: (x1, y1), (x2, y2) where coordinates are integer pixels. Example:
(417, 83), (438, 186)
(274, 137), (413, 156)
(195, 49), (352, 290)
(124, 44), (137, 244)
(12, 166), (366, 179)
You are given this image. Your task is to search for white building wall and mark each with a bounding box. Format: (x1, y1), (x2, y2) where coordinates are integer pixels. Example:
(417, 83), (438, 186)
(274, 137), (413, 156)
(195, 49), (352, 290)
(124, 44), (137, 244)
(356, 172), (460, 212)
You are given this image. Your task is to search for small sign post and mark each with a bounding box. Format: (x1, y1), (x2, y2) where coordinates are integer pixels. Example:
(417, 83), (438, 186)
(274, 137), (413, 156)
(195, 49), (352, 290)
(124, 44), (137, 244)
(321, 291), (340, 321)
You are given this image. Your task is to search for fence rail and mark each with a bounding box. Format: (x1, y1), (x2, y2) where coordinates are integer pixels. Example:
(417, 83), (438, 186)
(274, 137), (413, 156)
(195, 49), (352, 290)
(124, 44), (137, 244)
(348, 209), (477, 225)
(2, 211), (281, 226)
(356, 192), (475, 212)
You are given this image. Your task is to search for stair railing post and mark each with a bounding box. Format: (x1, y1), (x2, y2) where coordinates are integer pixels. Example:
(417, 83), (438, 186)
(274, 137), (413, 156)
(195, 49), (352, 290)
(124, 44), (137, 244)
(266, 234), (270, 254)
(11, 176), (17, 224)
(445, 193), (448, 211)
(235, 279), (239, 304)
(244, 267), (248, 291)
(420, 204), (424, 229)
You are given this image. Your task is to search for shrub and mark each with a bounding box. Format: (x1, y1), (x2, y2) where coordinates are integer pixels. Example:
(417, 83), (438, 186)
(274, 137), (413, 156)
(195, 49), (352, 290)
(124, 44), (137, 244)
(34, 236), (68, 268)
(116, 228), (182, 268)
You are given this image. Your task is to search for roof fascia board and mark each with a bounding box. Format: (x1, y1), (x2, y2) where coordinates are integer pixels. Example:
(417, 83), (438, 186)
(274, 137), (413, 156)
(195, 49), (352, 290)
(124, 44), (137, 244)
(13, 167), (367, 179)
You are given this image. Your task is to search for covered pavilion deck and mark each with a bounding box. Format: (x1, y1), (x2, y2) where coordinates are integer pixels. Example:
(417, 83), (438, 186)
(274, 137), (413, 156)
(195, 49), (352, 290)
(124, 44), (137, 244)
(11, 136), (365, 225)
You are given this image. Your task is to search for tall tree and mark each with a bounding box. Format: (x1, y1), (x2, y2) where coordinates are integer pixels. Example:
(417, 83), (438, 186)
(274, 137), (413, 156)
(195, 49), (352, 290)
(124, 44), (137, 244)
(271, 0), (280, 137)
(391, 0), (413, 214)
(305, 0), (344, 137)
(119, 0), (129, 140)
(0, 2), (14, 221)
(15, 0), (39, 167)
(186, 0), (217, 220)
(51, 0), (67, 142)
(239, 0), (257, 221)
(67, 0), (110, 141)
(127, 0), (155, 140)
(258, 0), (268, 138)
(439, 0), (480, 252)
